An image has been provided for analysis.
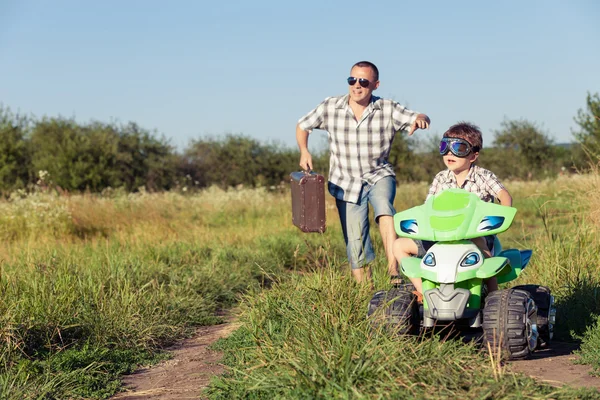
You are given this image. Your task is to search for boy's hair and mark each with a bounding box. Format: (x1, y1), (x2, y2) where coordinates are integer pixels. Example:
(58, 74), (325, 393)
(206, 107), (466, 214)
(351, 61), (379, 81)
(443, 122), (483, 152)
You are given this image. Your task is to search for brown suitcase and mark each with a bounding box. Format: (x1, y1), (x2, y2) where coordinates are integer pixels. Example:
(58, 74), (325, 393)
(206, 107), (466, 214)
(290, 171), (326, 233)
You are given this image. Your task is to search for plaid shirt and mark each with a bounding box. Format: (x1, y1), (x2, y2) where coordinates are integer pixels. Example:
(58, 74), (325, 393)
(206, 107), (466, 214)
(426, 165), (506, 203)
(298, 94), (418, 203)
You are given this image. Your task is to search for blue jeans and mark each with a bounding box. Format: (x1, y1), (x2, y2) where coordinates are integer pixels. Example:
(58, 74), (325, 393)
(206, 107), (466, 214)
(335, 177), (396, 269)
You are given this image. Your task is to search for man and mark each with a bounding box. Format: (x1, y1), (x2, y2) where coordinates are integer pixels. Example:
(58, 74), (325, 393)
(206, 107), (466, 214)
(296, 60), (430, 283)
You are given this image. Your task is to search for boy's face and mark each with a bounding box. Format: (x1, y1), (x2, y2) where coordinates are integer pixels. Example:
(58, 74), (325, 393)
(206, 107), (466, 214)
(443, 151), (478, 174)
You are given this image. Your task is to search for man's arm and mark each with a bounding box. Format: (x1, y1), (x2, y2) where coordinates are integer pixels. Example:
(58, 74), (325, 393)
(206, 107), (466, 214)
(296, 100), (327, 171)
(296, 124), (313, 171)
(392, 103), (430, 136)
(497, 189), (512, 207)
(408, 114), (431, 136)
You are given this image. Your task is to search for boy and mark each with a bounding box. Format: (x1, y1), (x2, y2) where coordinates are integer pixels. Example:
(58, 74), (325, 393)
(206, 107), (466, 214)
(391, 122), (512, 297)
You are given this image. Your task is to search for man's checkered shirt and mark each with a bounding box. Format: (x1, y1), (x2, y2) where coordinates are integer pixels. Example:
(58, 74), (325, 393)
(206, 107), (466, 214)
(426, 165), (506, 203)
(298, 94), (418, 204)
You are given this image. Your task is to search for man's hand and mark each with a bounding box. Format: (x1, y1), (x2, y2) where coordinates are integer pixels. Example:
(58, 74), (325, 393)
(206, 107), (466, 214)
(299, 149), (313, 171)
(408, 114), (431, 136)
(296, 124), (313, 171)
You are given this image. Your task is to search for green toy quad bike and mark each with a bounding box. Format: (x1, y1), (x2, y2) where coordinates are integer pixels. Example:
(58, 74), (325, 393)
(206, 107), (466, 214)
(367, 188), (556, 360)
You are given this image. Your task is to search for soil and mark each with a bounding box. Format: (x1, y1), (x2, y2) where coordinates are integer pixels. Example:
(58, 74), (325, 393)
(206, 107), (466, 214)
(112, 324), (599, 399)
(111, 319), (240, 400)
(508, 341), (600, 390)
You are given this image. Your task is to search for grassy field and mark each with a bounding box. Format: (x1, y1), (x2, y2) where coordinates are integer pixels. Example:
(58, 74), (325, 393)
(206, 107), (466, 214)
(0, 176), (599, 398)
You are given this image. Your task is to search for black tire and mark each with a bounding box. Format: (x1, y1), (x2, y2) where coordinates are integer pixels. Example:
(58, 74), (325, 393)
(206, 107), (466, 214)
(482, 288), (538, 360)
(512, 285), (554, 348)
(368, 285), (420, 335)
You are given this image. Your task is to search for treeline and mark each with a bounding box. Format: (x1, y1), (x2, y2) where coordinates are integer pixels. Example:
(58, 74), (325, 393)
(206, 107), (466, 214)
(0, 106), (318, 193)
(1, 92), (598, 194)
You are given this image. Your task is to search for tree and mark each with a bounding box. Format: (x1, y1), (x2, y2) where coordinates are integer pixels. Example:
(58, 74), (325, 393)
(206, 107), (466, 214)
(29, 118), (176, 192)
(491, 119), (555, 179)
(115, 122), (177, 191)
(181, 134), (330, 189)
(0, 105), (31, 192)
(390, 133), (444, 183)
(573, 92), (600, 160)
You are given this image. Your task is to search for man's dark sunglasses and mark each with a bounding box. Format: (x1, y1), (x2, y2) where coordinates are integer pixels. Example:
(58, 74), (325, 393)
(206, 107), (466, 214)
(439, 137), (476, 158)
(347, 76), (370, 88)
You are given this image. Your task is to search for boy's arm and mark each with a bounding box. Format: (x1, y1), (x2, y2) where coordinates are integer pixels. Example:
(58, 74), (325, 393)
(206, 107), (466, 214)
(497, 189), (512, 207)
(483, 169), (511, 206)
(425, 174), (441, 202)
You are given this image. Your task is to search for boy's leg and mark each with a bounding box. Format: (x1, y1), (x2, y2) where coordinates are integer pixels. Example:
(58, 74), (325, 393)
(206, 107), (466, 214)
(392, 238), (423, 293)
(472, 236), (498, 292)
(377, 215), (396, 276)
(335, 194), (375, 284)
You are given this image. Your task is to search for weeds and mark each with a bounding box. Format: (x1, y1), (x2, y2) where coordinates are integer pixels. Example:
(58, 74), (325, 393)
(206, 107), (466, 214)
(1, 176), (600, 398)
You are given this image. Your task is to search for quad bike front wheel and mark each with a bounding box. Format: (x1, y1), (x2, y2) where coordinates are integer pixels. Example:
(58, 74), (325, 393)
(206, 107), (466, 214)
(368, 284), (420, 335)
(482, 288), (539, 360)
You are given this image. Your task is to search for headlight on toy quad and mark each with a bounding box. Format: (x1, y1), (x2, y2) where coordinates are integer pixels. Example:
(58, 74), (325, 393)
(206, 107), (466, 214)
(423, 252), (436, 266)
(460, 252), (480, 267)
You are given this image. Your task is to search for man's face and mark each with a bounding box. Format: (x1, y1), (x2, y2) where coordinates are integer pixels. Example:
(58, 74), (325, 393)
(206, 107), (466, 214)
(348, 66), (379, 104)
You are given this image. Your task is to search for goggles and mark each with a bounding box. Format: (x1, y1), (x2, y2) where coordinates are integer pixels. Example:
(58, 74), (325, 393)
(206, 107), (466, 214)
(347, 76), (371, 88)
(439, 137), (477, 157)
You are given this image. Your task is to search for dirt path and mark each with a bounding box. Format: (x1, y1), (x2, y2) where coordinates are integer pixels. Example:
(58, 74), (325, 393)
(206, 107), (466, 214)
(508, 342), (600, 390)
(112, 323), (599, 399)
(112, 319), (239, 400)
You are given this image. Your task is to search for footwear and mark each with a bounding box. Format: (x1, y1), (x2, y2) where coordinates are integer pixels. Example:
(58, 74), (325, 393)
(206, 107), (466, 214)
(390, 275), (404, 287)
(412, 290), (423, 304)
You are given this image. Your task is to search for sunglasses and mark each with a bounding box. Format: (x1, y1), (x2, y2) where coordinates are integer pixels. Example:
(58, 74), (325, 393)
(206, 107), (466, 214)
(347, 76), (371, 88)
(439, 138), (475, 158)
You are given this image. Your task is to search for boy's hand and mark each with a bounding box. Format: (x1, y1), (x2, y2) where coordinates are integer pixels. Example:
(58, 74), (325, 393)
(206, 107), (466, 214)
(408, 114), (430, 135)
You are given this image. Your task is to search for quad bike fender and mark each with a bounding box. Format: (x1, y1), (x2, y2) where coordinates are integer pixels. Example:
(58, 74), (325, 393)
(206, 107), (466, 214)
(495, 249), (532, 284)
(401, 257), (438, 281)
(475, 257), (510, 279)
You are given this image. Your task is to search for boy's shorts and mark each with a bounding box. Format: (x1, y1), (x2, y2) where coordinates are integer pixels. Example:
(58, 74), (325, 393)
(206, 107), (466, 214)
(413, 235), (496, 258)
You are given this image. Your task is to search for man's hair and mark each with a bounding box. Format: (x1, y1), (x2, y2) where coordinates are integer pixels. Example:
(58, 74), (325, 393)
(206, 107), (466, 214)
(351, 61), (379, 81)
(443, 122), (483, 152)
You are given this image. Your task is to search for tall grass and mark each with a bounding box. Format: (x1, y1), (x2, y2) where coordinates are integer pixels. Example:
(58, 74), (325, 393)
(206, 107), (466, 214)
(207, 269), (598, 399)
(208, 175), (600, 399)
(0, 186), (336, 398)
(1, 175), (600, 398)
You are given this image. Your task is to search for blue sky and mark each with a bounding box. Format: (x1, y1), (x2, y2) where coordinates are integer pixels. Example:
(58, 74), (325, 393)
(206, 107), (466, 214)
(1, 0), (598, 153)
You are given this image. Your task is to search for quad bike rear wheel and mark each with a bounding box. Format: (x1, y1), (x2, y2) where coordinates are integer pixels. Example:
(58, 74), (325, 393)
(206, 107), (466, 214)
(368, 284), (420, 335)
(482, 288), (539, 360)
(512, 284), (555, 348)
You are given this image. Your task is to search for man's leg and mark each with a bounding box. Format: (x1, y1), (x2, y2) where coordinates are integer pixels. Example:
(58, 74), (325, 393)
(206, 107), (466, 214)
(351, 264), (371, 283)
(367, 176), (402, 281)
(336, 194), (374, 284)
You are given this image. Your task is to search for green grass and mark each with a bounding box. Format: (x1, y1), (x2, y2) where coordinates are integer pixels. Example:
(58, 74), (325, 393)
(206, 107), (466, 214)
(0, 187), (339, 398)
(0, 177), (599, 398)
(207, 270), (599, 399)
(207, 176), (600, 399)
